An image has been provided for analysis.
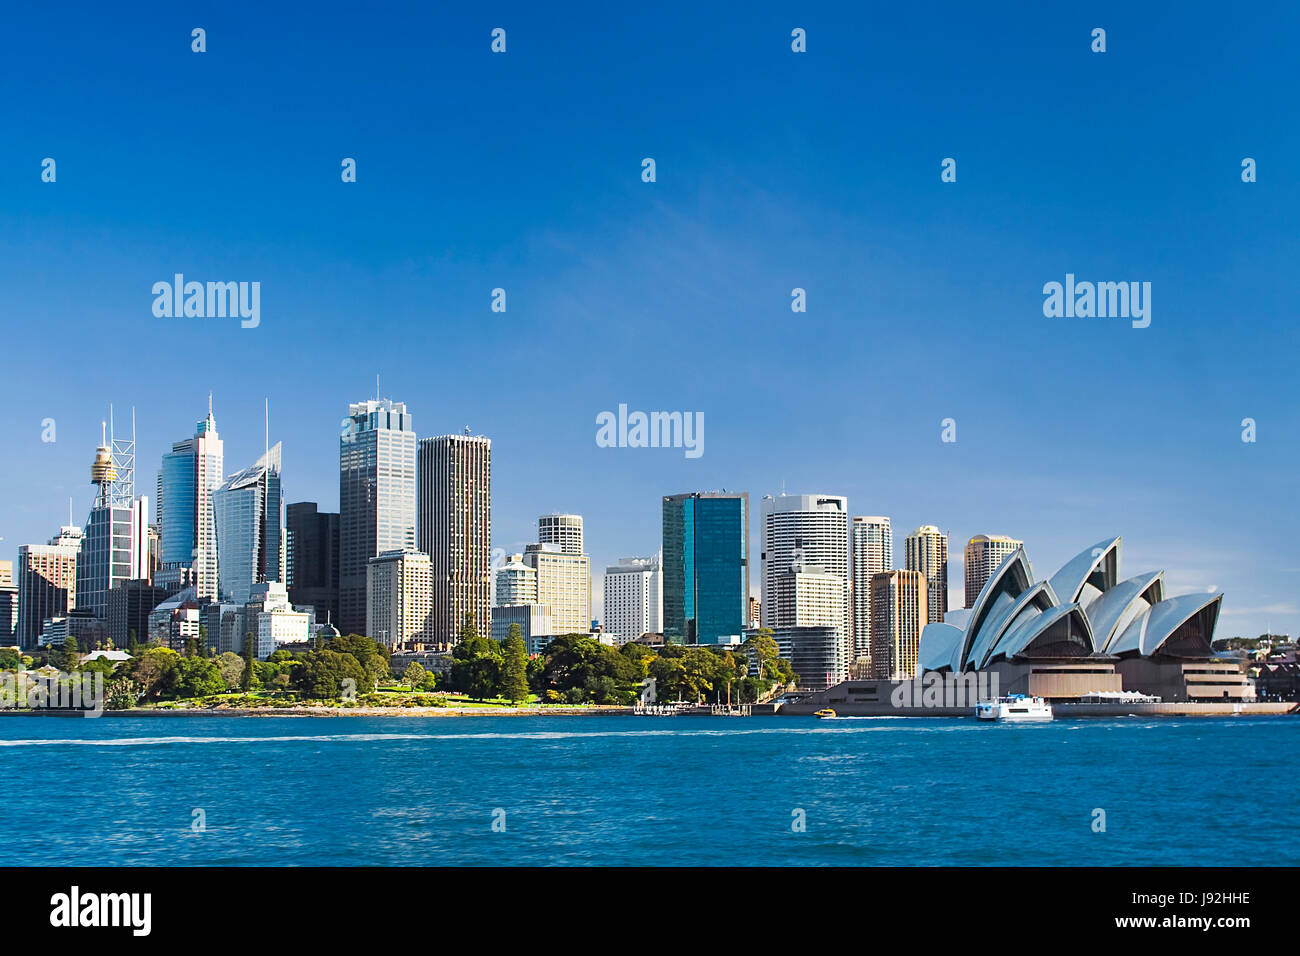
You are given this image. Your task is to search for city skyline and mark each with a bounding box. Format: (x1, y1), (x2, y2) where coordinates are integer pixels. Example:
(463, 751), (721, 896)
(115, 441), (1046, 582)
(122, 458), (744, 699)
(2, 4), (1296, 642)
(1, 392), (1293, 637)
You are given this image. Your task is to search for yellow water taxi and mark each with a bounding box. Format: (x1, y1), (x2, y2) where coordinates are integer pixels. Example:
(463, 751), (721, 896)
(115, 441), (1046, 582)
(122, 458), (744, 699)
(814, 708), (837, 719)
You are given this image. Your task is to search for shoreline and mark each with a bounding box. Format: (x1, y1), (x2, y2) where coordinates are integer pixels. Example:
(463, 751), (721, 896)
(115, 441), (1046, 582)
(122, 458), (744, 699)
(0, 705), (636, 718)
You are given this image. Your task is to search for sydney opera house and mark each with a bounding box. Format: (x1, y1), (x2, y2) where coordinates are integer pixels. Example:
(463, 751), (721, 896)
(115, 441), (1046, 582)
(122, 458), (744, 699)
(790, 537), (1255, 714)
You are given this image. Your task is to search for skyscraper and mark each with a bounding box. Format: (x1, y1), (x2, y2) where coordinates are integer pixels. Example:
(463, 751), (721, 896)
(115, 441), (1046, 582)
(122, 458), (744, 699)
(905, 525), (948, 626)
(662, 492), (749, 645)
(339, 398), (416, 635)
(0, 561), (19, 643)
(213, 443), (283, 605)
(77, 412), (148, 623)
(761, 494), (849, 644)
(850, 516), (893, 662)
(16, 525), (82, 648)
(286, 502), (339, 626)
(869, 569), (928, 680)
(157, 400), (223, 601)
(603, 556), (662, 643)
(538, 514), (583, 555)
(418, 432), (491, 647)
(964, 534), (1023, 607)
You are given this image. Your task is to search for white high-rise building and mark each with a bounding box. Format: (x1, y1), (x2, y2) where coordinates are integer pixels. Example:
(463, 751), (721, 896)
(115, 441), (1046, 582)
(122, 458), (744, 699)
(850, 516), (893, 661)
(761, 495), (850, 643)
(494, 554), (537, 606)
(905, 525), (948, 626)
(603, 556), (662, 643)
(538, 514), (583, 555)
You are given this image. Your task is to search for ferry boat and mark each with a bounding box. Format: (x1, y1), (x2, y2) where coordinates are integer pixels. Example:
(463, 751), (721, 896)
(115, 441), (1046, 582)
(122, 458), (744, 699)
(814, 708), (837, 719)
(974, 695), (1053, 721)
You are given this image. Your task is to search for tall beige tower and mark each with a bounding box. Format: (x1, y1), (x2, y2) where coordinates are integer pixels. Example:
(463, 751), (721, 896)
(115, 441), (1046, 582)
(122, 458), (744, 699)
(869, 569), (928, 680)
(418, 433), (492, 647)
(964, 534), (1023, 607)
(367, 549), (434, 648)
(905, 525), (948, 626)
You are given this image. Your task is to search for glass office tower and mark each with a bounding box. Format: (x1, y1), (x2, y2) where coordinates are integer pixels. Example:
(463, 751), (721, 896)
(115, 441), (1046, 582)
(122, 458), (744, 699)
(339, 398), (417, 636)
(661, 492), (749, 645)
(213, 443), (283, 605)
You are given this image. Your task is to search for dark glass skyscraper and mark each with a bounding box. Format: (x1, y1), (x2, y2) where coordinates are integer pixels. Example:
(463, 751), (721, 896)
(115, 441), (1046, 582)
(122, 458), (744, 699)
(661, 492), (749, 645)
(286, 502), (340, 627)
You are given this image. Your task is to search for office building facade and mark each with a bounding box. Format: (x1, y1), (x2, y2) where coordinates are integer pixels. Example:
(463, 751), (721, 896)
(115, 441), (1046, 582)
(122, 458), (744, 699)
(339, 398), (417, 635)
(603, 556), (662, 643)
(869, 569), (928, 680)
(367, 549), (434, 649)
(418, 433), (492, 647)
(213, 443), (283, 606)
(905, 525), (948, 626)
(850, 515), (893, 661)
(157, 402), (223, 601)
(286, 502), (340, 627)
(662, 492), (749, 645)
(761, 494), (849, 645)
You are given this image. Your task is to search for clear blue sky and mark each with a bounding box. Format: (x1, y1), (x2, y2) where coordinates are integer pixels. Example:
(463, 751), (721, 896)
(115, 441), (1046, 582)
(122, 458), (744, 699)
(2, 2), (1297, 637)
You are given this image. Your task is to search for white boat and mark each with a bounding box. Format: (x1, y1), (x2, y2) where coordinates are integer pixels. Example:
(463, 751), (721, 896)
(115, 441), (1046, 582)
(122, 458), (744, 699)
(975, 695), (1053, 721)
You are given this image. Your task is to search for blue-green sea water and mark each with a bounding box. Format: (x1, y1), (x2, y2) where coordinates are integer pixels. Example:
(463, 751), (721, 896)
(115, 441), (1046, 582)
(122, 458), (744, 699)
(1, 714), (1294, 866)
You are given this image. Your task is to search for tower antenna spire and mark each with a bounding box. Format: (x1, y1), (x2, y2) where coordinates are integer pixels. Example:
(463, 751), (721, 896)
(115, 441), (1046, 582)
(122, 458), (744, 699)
(265, 397), (269, 458)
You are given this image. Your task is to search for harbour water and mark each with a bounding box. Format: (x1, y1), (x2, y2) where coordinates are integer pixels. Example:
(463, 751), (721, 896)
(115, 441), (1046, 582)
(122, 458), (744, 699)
(1, 714), (1294, 866)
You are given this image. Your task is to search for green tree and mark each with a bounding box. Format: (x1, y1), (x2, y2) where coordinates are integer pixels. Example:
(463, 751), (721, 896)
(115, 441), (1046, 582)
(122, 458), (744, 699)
(240, 633), (256, 692)
(127, 629), (139, 653)
(329, 634), (390, 689)
(167, 656), (226, 697)
(403, 661), (428, 688)
(61, 636), (80, 670)
(296, 650), (366, 700)
(216, 651), (245, 691)
(500, 625), (530, 703)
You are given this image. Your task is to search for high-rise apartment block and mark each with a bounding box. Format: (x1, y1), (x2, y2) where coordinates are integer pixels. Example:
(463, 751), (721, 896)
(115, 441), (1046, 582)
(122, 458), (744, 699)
(905, 525), (948, 626)
(850, 515), (892, 661)
(367, 549), (434, 649)
(964, 534), (1023, 607)
(16, 526), (83, 648)
(869, 569), (928, 680)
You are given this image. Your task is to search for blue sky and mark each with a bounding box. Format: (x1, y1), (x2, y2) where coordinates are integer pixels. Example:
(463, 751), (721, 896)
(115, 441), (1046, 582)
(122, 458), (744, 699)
(2, 2), (1297, 635)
